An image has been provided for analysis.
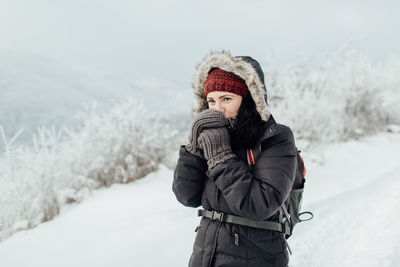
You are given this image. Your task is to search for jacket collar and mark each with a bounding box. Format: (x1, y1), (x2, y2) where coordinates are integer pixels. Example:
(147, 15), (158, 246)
(258, 115), (280, 144)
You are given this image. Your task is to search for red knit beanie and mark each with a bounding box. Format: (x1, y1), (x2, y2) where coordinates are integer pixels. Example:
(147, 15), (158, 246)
(204, 68), (249, 97)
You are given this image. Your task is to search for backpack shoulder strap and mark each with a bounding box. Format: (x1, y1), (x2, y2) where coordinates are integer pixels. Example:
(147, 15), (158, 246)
(247, 145), (262, 165)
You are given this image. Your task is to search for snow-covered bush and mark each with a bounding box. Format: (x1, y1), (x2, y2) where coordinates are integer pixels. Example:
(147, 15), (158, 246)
(0, 99), (178, 242)
(266, 48), (399, 147)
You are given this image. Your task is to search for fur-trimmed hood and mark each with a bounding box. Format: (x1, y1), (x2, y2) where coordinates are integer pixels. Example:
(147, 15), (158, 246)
(192, 51), (270, 121)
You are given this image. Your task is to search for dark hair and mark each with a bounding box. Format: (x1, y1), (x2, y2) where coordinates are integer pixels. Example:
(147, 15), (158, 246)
(230, 96), (266, 149)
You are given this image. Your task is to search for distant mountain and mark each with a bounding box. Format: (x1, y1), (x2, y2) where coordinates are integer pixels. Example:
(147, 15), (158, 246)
(0, 52), (192, 146)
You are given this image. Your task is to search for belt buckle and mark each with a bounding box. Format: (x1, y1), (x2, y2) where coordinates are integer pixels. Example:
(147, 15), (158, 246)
(212, 211), (224, 222)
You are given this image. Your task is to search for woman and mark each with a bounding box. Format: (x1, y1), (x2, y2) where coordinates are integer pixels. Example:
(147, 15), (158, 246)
(172, 51), (297, 267)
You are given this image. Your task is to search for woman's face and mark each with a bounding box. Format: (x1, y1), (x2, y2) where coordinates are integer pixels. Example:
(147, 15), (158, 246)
(206, 91), (243, 118)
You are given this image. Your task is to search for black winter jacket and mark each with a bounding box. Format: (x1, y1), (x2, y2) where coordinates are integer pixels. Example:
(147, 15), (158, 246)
(173, 117), (297, 267)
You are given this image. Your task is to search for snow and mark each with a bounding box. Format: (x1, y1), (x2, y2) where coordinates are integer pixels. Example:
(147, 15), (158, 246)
(0, 165), (197, 267)
(0, 132), (399, 266)
(291, 132), (400, 267)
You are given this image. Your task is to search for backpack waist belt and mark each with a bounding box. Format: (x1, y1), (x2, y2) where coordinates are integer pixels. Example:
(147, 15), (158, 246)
(198, 209), (290, 236)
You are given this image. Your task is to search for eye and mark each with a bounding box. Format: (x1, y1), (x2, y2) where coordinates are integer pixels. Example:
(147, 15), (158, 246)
(223, 97), (232, 102)
(207, 99), (215, 104)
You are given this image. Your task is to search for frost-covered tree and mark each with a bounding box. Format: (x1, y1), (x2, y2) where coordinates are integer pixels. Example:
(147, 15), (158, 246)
(0, 99), (177, 242)
(266, 48), (399, 148)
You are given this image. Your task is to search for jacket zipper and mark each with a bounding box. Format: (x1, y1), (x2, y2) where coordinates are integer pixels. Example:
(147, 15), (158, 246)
(233, 232), (275, 264)
(215, 186), (220, 210)
(234, 233), (239, 246)
(208, 222), (222, 267)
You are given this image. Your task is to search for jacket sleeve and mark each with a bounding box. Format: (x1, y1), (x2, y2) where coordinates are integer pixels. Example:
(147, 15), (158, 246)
(206, 126), (297, 221)
(172, 146), (207, 207)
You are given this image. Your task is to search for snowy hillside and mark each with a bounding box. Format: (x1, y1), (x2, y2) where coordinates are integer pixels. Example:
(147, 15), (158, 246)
(0, 132), (399, 267)
(1, 48), (399, 266)
(1, 48), (399, 260)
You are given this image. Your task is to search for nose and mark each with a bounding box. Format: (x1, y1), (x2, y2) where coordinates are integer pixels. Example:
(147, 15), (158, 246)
(213, 101), (225, 114)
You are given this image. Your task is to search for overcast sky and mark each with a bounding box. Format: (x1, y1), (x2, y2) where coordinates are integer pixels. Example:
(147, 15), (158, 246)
(1, 0), (399, 84)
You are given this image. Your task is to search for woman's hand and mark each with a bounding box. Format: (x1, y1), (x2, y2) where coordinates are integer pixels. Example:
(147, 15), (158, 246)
(185, 109), (228, 158)
(197, 127), (235, 168)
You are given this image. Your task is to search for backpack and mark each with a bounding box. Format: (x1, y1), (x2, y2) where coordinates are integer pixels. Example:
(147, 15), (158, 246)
(247, 146), (313, 239)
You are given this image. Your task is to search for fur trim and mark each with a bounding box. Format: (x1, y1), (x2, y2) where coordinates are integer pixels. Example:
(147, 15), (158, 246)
(192, 51), (270, 121)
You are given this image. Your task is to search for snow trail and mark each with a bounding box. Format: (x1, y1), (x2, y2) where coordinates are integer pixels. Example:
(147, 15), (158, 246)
(291, 165), (400, 267)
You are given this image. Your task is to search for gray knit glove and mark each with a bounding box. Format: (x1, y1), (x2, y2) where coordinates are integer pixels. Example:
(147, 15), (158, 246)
(198, 127), (235, 168)
(185, 109), (229, 158)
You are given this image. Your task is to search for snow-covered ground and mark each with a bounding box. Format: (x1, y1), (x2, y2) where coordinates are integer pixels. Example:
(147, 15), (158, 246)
(0, 132), (399, 267)
(291, 132), (400, 267)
